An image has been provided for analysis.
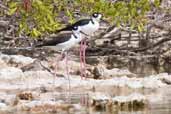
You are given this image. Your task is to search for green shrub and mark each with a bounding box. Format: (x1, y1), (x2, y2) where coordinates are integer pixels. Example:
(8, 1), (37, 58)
(7, 0), (161, 37)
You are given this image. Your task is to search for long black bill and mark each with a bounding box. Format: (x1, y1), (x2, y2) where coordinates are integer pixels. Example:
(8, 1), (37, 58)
(80, 30), (89, 37)
(101, 19), (109, 24)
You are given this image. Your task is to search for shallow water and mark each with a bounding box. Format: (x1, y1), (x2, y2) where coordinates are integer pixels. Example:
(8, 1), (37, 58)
(1, 80), (171, 114)
(0, 95), (171, 114)
(1, 107), (171, 114)
(101, 88), (171, 114)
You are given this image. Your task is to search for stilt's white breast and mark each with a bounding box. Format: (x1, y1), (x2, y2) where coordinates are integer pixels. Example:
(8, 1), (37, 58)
(45, 34), (80, 51)
(81, 21), (99, 35)
(56, 35), (78, 51)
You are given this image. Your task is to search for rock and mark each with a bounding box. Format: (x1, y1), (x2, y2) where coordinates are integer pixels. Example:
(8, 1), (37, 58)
(0, 59), (8, 69)
(0, 92), (16, 106)
(0, 53), (10, 63)
(141, 76), (166, 88)
(49, 58), (92, 76)
(23, 70), (53, 79)
(160, 78), (171, 85)
(95, 38), (110, 46)
(91, 92), (110, 101)
(0, 67), (23, 80)
(111, 93), (147, 111)
(17, 92), (34, 100)
(93, 66), (102, 79)
(106, 55), (162, 76)
(17, 100), (73, 112)
(91, 93), (147, 111)
(0, 53), (35, 67)
(21, 60), (49, 72)
(10, 55), (35, 65)
(93, 65), (135, 79)
(112, 93), (146, 102)
(0, 102), (8, 109)
(86, 56), (100, 65)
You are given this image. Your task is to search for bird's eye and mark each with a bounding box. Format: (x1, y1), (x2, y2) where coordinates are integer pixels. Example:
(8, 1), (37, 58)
(93, 13), (98, 18)
(73, 26), (78, 30)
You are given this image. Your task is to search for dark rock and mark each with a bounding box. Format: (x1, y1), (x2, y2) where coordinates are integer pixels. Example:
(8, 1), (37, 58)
(93, 67), (102, 79)
(17, 92), (33, 100)
(85, 56), (100, 65)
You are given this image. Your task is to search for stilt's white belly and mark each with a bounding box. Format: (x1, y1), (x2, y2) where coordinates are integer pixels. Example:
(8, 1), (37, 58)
(45, 35), (79, 51)
(81, 21), (99, 35)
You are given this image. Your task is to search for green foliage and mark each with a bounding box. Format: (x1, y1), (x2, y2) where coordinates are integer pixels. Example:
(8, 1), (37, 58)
(8, 0), (60, 37)
(7, 0), (161, 37)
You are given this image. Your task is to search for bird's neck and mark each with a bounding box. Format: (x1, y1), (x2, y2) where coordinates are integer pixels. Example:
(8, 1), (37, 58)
(90, 18), (98, 25)
(72, 32), (79, 39)
(90, 18), (95, 24)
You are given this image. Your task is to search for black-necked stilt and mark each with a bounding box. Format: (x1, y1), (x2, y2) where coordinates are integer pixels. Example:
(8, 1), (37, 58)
(36, 26), (83, 58)
(57, 12), (102, 35)
(36, 26), (84, 79)
(36, 26), (84, 100)
(57, 13), (103, 78)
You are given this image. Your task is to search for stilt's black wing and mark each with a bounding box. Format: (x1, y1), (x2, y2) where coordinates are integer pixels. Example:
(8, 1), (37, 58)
(36, 32), (72, 47)
(56, 19), (90, 33)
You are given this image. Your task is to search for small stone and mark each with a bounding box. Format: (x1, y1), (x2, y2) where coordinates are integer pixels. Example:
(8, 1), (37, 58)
(0, 102), (7, 109)
(10, 55), (35, 65)
(17, 92), (33, 100)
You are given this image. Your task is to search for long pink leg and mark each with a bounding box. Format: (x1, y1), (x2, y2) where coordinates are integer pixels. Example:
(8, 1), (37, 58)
(82, 40), (87, 78)
(53, 55), (59, 85)
(65, 52), (69, 77)
(80, 40), (84, 79)
(65, 52), (71, 103)
(53, 52), (65, 89)
(54, 52), (64, 76)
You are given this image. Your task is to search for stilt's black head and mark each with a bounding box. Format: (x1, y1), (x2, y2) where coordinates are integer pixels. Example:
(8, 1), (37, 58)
(73, 26), (78, 31)
(92, 13), (99, 18)
(72, 26), (82, 32)
(72, 26), (81, 38)
(91, 12), (103, 22)
(92, 12), (102, 19)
